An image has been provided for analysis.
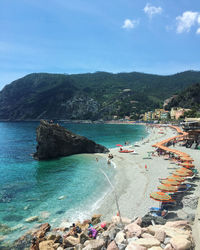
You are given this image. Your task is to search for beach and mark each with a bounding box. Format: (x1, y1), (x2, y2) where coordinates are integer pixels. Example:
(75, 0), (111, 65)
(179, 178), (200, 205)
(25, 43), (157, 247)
(94, 124), (200, 222)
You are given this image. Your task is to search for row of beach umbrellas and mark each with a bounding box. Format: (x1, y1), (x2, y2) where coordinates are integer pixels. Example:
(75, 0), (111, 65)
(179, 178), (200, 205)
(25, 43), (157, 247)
(150, 126), (196, 203)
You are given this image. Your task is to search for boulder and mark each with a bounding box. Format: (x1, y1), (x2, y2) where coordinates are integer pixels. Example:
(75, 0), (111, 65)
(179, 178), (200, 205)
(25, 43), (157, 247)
(63, 236), (80, 247)
(107, 240), (119, 250)
(75, 244), (84, 250)
(170, 236), (192, 250)
(125, 223), (142, 237)
(148, 247), (162, 250)
(91, 214), (101, 225)
(83, 239), (106, 250)
(115, 231), (125, 244)
(39, 240), (54, 250)
(134, 238), (160, 248)
(165, 220), (191, 230)
(154, 230), (166, 243)
(126, 242), (147, 250)
(164, 244), (173, 250)
(141, 233), (155, 239)
(34, 120), (109, 160)
(134, 217), (142, 226)
(34, 223), (51, 239)
(80, 230), (90, 244)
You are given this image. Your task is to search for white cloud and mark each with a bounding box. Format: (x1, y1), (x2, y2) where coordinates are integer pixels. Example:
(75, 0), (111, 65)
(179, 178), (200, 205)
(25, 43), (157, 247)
(122, 19), (139, 29)
(143, 3), (162, 18)
(176, 11), (199, 33)
(196, 27), (200, 34)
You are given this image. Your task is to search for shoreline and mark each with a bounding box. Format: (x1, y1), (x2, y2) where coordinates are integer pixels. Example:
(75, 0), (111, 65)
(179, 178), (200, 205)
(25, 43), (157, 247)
(93, 124), (200, 222)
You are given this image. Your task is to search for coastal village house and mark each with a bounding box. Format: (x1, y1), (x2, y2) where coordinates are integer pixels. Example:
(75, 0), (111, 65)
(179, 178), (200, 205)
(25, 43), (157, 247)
(143, 107), (191, 122)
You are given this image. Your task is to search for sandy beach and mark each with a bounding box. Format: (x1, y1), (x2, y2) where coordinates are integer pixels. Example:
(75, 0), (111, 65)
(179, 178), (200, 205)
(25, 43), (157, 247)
(94, 124), (200, 221)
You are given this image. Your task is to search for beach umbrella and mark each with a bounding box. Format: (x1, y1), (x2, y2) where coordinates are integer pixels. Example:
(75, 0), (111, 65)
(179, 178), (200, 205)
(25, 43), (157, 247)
(172, 171), (191, 177)
(180, 157), (194, 162)
(179, 162), (194, 168)
(158, 184), (178, 193)
(150, 191), (174, 202)
(176, 168), (193, 174)
(168, 175), (185, 182)
(161, 179), (180, 186)
(116, 144), (123, 147)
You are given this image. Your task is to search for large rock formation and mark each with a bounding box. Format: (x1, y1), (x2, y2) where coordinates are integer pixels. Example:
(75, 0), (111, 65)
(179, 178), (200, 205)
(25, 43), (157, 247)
(34, 120), (109, 160)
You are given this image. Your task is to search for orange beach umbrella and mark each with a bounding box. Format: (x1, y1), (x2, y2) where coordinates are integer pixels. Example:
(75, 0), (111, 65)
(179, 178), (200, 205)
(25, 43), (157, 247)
(168, 175), (185, 182)
(150, 191), (174, 202)
(161, 179), (180, 186)
(179, 162), (194, 168)
(158, 184), (178, 192)
(172, 171), (191, 177)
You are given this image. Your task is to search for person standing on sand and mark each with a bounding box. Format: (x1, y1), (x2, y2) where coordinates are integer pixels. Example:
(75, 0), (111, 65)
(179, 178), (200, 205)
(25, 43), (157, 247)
(145, 164), (148, 171)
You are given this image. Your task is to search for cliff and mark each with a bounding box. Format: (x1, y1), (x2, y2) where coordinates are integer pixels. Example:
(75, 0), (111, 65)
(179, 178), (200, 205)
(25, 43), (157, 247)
(34, 120), (109, 160)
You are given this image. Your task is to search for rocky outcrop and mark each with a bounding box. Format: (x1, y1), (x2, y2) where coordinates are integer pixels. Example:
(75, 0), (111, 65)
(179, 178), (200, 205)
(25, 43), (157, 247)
(34, 120), (109, 160)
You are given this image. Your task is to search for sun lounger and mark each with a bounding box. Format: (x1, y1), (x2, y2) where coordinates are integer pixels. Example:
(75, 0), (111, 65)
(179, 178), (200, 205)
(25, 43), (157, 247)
(161, 201), (177, 208)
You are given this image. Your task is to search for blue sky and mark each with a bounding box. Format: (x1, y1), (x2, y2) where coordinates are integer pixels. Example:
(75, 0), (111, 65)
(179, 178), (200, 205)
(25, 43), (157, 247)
(0, 0), (200, 89)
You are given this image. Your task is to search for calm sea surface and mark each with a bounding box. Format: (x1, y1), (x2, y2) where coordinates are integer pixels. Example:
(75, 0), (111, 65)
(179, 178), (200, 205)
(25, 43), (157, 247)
(0, 122), (147, 243)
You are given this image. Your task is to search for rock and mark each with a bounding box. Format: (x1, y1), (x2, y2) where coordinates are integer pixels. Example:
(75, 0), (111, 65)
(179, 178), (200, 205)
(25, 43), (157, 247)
(75, 244), (83, 250)
(154, 230), (166, 242)
(83, 239), (106, 249)
(165, 220), (191, 230)
(25, 216), (39, 223)
(148, 247), (162, 250)
(118, 243), (127, 250)
(91, 214), (102, 224)
(39, 240), (54, 250)
(164, 237), (171, 245)
(80, 230), (90, 244)
(141, 214), (166, 227)
(164, 244), (173, 250)
(115, 231), (125, 244)
(57, 247), (64, 250)
(146, 225), (162, 235)
(53, 243), (61, 248)
(170, 236), (192, 250)
(126, 242), (147, 250)
(163, 227), (191, 240)
(64, 236), (80, 247)
(34, 120), (109, 160)
(112, 216), (132, 225)
(134, 238), (160, 248)
(141, 233), (155, 239)
(47, 233), (61, 243)
(134, 217), (142, 226)
(107, 240), (119, 250)
(125, 223), (142, 237)
(34, 223), (51, 239)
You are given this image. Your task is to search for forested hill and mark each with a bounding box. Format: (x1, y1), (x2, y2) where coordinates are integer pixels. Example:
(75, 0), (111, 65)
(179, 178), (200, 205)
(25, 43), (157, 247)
(165, 83), (200, 118)
(0, 70), (200, 121)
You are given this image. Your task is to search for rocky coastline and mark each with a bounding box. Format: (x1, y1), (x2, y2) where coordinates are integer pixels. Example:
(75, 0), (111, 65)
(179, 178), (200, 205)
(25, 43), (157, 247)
(7, 213), (195, 250)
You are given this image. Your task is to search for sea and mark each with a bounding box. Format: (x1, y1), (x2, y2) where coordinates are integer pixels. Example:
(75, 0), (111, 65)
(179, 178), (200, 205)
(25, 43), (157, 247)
(0, 122), (147, 244)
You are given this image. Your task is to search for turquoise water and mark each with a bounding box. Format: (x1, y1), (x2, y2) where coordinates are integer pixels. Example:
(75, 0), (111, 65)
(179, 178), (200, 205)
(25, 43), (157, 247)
(0, 122), (147, 243)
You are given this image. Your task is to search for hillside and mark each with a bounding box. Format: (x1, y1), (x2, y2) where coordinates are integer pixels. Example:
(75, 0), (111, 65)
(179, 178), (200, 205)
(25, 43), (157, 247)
(165, 83), (200, 118)
(0, 71), (200, 121)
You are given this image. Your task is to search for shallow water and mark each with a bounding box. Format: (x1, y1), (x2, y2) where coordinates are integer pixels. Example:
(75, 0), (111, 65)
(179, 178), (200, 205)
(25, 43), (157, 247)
(0, 122), (147, 243)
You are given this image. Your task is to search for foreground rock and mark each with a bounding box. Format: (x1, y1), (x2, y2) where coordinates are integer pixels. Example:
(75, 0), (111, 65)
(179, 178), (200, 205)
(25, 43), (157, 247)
(34, 120), (109, 160)
(8, 215), (195, 250)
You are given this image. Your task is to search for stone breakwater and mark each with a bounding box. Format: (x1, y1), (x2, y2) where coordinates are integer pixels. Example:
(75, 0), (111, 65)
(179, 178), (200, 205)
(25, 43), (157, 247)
(11, 214), (194, 250)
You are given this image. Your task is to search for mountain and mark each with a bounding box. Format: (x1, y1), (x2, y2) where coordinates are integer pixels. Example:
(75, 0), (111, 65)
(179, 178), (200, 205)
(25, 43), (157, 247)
(165, 83), (200, 118)
(0, 70), (200, 121)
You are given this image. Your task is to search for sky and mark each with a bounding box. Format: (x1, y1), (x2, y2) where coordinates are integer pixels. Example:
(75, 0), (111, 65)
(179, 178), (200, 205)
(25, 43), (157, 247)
(0, 0), (200, 89)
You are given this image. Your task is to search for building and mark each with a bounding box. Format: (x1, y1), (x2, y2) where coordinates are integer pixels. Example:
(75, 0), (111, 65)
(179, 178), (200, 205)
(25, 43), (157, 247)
(170, 108), (191, 120)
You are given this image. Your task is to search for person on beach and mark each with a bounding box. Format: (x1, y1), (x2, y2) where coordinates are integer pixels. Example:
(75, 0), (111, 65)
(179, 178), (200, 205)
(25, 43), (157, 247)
(145, 164), (148, 171)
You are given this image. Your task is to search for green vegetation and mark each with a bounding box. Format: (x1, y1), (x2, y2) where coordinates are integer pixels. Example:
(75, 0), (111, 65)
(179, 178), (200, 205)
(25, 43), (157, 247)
(166, 83), (200, 118)
(0, 71), (200, 120)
